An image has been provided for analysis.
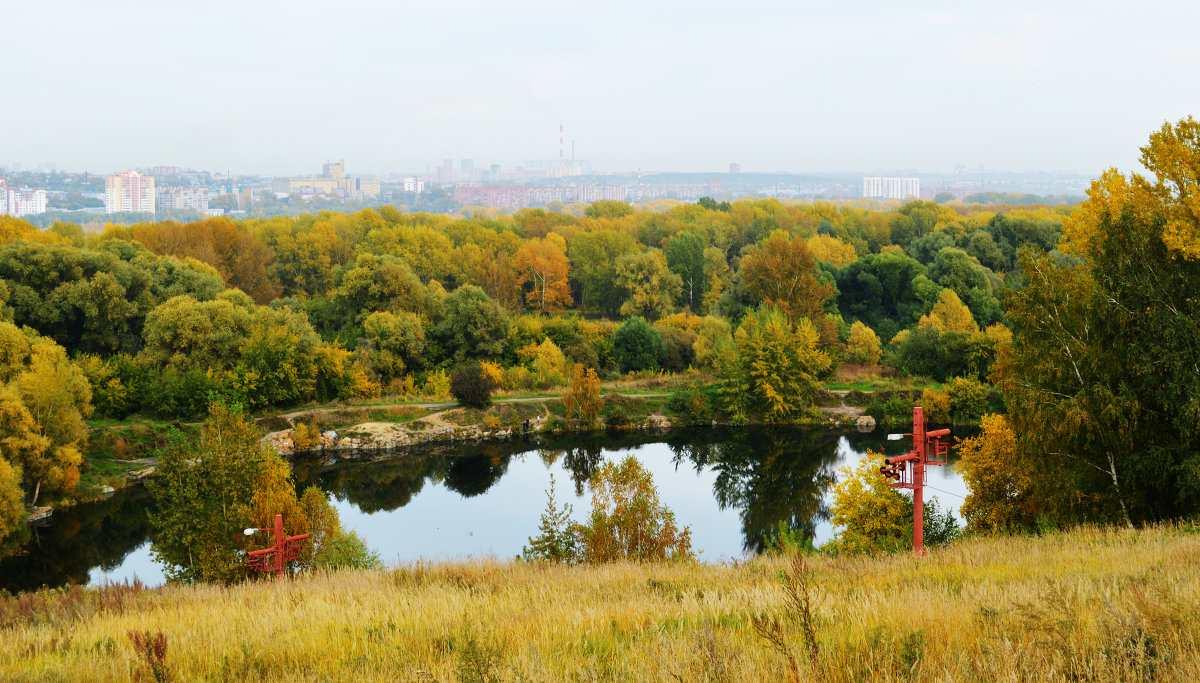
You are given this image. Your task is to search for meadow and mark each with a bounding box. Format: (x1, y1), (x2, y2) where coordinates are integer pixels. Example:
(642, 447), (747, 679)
(2, 524), (1196, 681)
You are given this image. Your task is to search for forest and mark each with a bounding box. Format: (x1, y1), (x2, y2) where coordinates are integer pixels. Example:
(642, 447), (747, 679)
(2, 118), (1200, 554)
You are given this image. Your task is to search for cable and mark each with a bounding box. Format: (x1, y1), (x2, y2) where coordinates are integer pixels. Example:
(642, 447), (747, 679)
(923, 484), (967, 500)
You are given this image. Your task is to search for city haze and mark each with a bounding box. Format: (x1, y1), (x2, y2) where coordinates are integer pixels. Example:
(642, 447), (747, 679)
(2, 0), (1197, 175)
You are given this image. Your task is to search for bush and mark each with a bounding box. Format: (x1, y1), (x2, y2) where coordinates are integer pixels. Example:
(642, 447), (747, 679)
(665, 385), (711, 425)
(612, 317), (665, 372)
(313, 530), (383, 570)
(944, 377), (990, 423)
(655, 325), (697, 372)
(450, 363), (497, 408)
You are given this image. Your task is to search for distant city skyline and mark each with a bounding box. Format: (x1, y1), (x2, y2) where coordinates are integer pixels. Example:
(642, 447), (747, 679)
(2, 1), (1196, 177)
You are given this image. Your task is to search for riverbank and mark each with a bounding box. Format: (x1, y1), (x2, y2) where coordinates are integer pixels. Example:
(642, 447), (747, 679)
(3, 524), (1196, 680)
(69, 372), (964, 509)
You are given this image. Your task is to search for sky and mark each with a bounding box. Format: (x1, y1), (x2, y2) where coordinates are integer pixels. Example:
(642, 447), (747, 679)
(1, 0), (1197, 177)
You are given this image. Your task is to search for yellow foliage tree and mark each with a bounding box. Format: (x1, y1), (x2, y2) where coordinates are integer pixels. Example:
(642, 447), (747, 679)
(518, 338), (570, 389)
(1063, 117), (1200, 261)
(562, 363), (603, 424)
(805, 234), (859, 267)
(846, 321), (882, 365)
(514, 236), (573, 312)
(0, 456), (23, 540)
(578, 456), (693, 563)
(956, 414), (1034, 531)
(830, 451), (911, 554)
(918, 290), (979, 334)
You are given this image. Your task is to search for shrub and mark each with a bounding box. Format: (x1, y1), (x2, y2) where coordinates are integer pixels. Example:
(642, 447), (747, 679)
(944, 377), (990, 423)
(312, 530), (382, 570)
(612, 317), (665, 372)
(450, 363), (497, 409)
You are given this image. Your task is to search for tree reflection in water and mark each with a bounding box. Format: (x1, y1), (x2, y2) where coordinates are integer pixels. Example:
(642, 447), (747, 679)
(0, 486), (154, 593)
(667, 427), (841, 554)
(1, 427), (922, 592)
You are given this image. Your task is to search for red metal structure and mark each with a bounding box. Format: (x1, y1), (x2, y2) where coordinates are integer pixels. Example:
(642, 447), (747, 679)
(242, 514), (310, 578)
(879, 407), (951, 555)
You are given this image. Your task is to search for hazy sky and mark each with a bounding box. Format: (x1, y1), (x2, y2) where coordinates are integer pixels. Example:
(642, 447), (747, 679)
(2, 0), (1197, 176)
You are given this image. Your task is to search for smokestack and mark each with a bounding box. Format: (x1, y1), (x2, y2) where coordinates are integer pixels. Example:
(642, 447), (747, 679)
(559, 124), (564, 162)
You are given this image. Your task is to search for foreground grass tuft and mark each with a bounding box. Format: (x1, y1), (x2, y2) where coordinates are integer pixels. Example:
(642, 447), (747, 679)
(1, 526), (1198, 680)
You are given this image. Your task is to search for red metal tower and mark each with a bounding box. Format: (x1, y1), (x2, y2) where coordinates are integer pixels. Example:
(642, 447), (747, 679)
(879, 407), (951, 555)
(242, 514), (310, 578)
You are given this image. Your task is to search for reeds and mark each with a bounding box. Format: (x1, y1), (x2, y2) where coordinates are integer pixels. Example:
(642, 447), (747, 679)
(1, 525), (1197, 681)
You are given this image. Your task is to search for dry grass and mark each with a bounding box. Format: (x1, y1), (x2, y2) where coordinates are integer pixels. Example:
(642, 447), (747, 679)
(2, 526), (1198, 681)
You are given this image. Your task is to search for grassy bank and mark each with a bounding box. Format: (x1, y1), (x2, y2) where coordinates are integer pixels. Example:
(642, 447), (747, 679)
(3, 525), (1197, 681)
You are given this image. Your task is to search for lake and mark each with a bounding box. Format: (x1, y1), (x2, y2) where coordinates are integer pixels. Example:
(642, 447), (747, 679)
(0, 426), (972, 593)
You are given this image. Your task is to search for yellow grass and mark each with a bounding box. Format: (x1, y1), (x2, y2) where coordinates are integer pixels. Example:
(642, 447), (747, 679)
(2, 525), (1198, 681)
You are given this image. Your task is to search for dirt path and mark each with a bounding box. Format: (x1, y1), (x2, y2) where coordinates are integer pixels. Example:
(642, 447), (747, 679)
(820, 389), (867, 418)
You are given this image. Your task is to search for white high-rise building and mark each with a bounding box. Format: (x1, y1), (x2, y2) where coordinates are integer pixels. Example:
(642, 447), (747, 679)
(402, 176), (425, 193)
(155, 186), (209, 212)
(105, 170), (156, 213)
(862, 177), (920, 200)
(0, 180), (47, 217)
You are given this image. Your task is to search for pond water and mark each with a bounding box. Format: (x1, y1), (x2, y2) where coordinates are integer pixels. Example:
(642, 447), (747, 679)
(0, 426), (973, 593)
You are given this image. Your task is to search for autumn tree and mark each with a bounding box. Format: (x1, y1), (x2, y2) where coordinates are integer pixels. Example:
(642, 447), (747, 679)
(563, 363), (603, 424)
(918, 289), (979, 334)
(805, 234), (858, 267)
(739, 230), (835, 323)
(0, 456), (22, 540)
(716, 306), (832, 424)
(829, 452), (910, 554)
(514, 234), (573, 312)
(577, 456), (693, 563)
(615, 249), (681, 321)
(846, 321), (882, 365)
(955, 414), (1034, 531)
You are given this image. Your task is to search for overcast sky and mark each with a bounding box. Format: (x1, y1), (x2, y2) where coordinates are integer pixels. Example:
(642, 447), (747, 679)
(1, 0), (1196, 176)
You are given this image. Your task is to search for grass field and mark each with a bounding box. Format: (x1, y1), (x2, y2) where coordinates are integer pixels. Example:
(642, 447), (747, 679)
(2, 525), (1197, 681)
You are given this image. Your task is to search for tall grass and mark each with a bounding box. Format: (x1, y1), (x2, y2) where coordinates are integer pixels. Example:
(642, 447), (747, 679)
(2, 525), (1198, 681)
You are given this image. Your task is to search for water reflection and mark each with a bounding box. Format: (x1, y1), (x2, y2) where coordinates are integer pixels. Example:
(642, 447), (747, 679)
(0, 486), (153, 593)
(0, 427), (973, 592)
(668, 428), (841, 553)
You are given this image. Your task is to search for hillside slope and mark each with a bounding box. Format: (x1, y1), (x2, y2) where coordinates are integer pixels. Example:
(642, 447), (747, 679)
(3, 526), (1198, 681)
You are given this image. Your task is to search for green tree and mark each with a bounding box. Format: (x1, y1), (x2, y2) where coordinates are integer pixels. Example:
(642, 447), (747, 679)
(665, 231), (707, 312)
(521, 475), (578, 563)
(149, 404), (269, 583)
(362, 310), (426, 382)
(836, 251), (929, 342)
(450, 362), (497, 408)
(569, 230), (639, 315)
(433, 285), (510, 363)
(611, 317), (665, 373)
